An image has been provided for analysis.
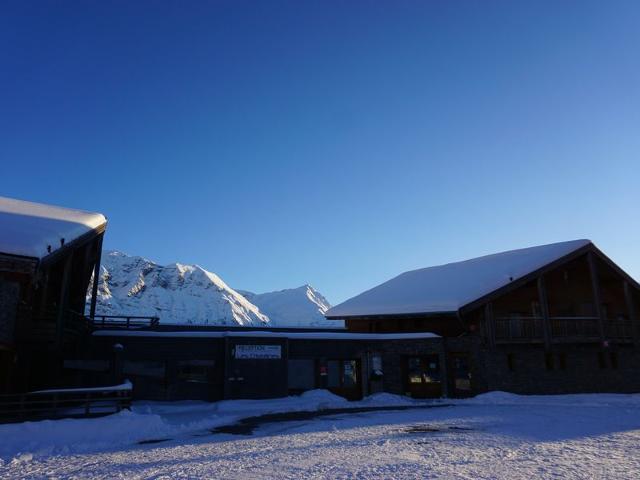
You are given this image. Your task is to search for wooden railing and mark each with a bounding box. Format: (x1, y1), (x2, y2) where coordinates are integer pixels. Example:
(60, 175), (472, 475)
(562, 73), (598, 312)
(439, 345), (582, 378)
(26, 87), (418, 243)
(89, 315), (160, 330)
(495, 316), (544, 341)
(550, 317), (600, 339)
(496, 316), (634, 343)
(0, 382), (132, 423)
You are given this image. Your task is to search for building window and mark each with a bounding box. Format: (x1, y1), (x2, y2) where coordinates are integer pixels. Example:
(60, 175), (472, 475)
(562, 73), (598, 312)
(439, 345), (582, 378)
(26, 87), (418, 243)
(327, 360), (358, 388)
(598, 352), (607, 369)
(609, 352), (618, 369)
(558, 353), (567, 370)
(177, 360), (214, 383)
(506, 353), (515, 372)
(545, 353), (555, 371)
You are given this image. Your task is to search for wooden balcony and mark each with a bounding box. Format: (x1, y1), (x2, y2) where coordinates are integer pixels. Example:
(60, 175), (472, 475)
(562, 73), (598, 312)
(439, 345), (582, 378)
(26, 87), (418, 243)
(495, 316), (634, 344)
(495, 316), (544, 343)
(89, 315), (160, 330)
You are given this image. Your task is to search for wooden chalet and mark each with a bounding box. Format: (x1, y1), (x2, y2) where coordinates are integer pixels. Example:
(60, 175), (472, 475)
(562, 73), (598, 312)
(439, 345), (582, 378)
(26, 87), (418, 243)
(0, 196), (106, 394)
(326, 240), (640, 397)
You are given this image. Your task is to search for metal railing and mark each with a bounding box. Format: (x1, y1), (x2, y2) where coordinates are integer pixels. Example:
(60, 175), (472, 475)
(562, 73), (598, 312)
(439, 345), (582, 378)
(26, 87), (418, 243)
(89, 315), (160, 330)
(0, 383), (132, 423)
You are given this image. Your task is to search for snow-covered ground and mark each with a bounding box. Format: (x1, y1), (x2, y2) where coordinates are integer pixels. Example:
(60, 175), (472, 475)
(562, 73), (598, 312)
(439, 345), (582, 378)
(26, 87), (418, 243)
(2, 391), (640, 479)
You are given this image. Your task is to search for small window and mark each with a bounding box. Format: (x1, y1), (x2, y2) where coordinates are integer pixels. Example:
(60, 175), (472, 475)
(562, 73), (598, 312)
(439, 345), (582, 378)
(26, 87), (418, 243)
(545, 353), (555, 371)
(507, 353), (515, 372)
(609, 352), (618, 369)
(598, 352), (607, 369)
(557, 353), (567, 370)
(177, 360), (214, 383)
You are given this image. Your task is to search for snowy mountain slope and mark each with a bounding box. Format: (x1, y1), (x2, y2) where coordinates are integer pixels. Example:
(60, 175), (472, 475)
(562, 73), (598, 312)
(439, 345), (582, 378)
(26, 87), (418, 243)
(240, 286), (340, 328)
(88, 251), (269, 326)
(87, 251), (340, 328)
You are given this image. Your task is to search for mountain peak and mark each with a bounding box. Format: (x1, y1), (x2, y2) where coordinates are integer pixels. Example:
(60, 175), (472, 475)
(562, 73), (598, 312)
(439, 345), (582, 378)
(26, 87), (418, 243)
(88, 251), (341, 328)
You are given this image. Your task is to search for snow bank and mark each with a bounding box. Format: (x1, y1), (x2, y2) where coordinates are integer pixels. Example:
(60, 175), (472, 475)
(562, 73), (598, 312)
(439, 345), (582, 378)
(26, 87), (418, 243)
(458, 391), (640, 407)
(0, 390), (425, 461)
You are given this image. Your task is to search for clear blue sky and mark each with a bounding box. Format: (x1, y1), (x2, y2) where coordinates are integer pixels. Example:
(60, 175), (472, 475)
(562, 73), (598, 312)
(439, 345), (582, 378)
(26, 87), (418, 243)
(2, 1), (639, 304)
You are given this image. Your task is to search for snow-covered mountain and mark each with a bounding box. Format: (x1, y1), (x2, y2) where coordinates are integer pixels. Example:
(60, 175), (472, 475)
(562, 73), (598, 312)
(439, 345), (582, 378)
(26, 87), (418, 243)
(240, 285), (336, 328)
(87, 251), (341, 328)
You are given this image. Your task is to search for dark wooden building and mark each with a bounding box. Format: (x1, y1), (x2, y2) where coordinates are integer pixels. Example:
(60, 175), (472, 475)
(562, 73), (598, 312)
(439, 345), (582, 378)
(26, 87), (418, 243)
(3, 201), (638, 406)
(0, 196), (106, 394)
(326, 239), (640, 397)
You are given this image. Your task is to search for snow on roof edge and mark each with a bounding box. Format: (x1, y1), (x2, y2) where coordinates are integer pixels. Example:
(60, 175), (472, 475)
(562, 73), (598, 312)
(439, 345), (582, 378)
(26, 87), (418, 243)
(326, 239), (593, 319)
(92, 330), (440, 340)
(0, 196), (107, 259)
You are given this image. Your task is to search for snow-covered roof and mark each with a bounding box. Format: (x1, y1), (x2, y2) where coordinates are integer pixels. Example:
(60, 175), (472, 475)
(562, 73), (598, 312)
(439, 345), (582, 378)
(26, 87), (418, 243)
(0, 196), (107, 259)
(92, 330), (439, 340)
(326, 239), (592, 318)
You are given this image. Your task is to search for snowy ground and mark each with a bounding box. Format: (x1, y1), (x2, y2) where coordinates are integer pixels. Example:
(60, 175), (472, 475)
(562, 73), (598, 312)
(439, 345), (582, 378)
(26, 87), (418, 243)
(2, 392), (640, 479)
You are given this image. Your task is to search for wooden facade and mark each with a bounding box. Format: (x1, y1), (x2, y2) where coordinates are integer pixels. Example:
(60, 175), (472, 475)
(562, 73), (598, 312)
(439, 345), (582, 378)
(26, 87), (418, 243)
(336, 244), (640, 396)
(0, 227), (105, 394)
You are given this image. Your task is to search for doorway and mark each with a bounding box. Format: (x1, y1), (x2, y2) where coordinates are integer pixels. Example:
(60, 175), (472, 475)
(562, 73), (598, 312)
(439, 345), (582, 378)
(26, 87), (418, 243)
(326, 359), (362, 400)
(449, 353), (473, 397)
(404, 355), (442, 398)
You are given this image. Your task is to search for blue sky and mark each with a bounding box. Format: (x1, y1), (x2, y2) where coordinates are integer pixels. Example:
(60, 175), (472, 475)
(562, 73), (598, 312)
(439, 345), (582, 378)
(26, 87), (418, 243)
(2, 1), (639, 304)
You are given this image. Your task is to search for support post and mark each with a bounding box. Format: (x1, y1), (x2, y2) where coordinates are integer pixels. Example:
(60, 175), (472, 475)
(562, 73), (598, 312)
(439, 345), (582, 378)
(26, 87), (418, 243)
(56, 254), (73, 350)
(484, 302), (495, 348)
(624, 281), (639, 346)
(537, 275), (552, 349)
(89, 234), (103, 321)
(587, 251), (606, 343)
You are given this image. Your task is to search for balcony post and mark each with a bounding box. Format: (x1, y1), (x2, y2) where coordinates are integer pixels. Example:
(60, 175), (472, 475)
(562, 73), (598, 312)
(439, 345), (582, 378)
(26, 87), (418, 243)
(537, 275), (552, 349)
(89, 234), (104, 321)
(484, 302), (495, 348)
(56, 253), (73, 350)
(624, 281), (639, 346)
(587, 251), (607, 343)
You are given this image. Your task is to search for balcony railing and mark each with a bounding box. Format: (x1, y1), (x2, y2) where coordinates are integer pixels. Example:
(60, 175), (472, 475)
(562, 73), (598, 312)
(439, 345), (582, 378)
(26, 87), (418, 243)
(495, 315), (634, 343)
(550, 317), (600, 339)
(495, 316), (544, 341)
(605, 318), (634, 341)
(89, 315), (160, 330)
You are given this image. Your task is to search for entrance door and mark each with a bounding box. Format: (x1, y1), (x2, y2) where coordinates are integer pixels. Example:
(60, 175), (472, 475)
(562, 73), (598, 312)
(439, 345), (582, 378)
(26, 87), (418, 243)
(449, 353), (473, 397)
(327, 359), (361, 400)
(405, 355), (442, 398)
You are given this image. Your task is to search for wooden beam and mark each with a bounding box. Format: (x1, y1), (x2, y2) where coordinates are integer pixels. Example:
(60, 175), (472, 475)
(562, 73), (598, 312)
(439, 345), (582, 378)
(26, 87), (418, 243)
(537, 275), (552, 349)
(624, 281), (639, 346)
(587, 251), (606, 342)
(56, 253), (73, 349)
(484, 302), (496, 348)
(89, 234), (103, 320)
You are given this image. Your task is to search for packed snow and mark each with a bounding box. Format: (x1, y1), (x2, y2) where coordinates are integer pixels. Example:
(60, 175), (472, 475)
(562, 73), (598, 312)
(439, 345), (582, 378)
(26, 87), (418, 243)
(2, 391), (640, 479)
(326, 239), (592, 318)
(87, 251), (342, 328)
(0, 196), (106, 259)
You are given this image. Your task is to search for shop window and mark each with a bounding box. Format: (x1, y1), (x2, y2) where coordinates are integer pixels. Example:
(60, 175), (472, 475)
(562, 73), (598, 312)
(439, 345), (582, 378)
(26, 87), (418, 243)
(123, 360), (165, 378)
(327, 360), (358, 388)
(177, 360), (214, 383)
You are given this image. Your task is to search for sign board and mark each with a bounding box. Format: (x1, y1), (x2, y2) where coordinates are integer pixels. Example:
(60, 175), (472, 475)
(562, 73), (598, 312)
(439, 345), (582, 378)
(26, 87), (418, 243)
(235, 344), (282, 359)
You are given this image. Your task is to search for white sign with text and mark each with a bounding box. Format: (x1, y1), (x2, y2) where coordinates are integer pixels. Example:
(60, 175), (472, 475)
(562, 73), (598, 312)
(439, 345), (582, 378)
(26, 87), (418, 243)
(235, 344), (282, 359)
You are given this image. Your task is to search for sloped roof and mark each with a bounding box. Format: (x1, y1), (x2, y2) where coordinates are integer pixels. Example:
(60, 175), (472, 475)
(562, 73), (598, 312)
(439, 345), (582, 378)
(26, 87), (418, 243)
(326, 239), (592, 318)
(0, 196), (107, 260)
